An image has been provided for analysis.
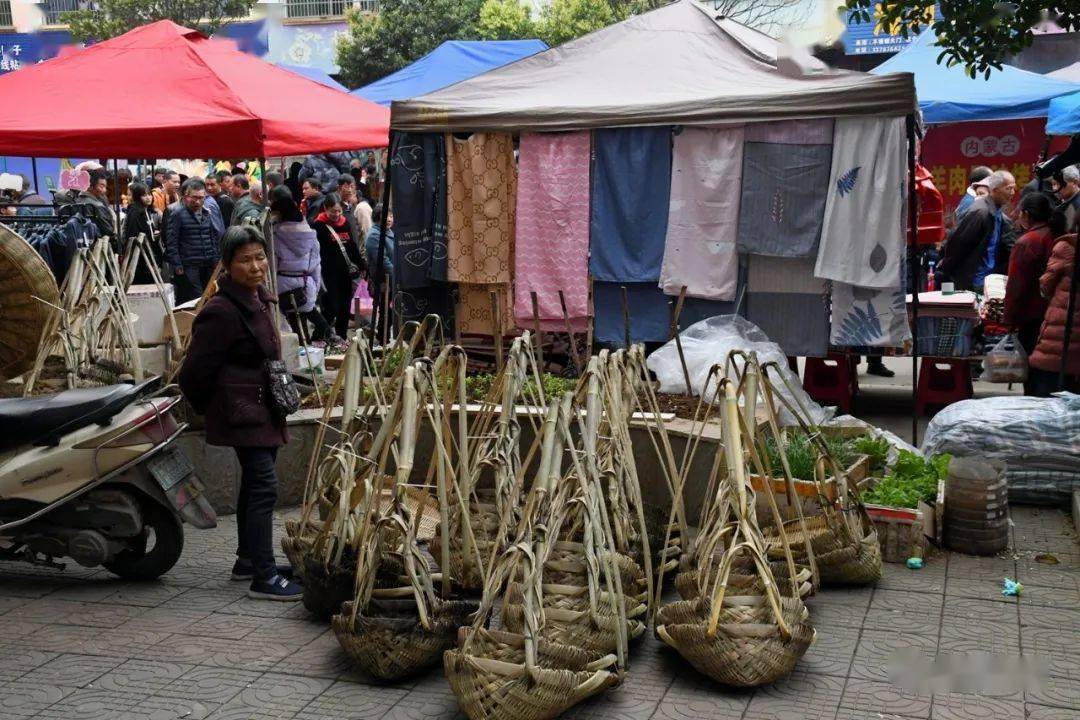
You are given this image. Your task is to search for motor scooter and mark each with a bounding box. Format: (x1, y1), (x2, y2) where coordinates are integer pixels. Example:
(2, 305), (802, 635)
(0, 379), (216, 580)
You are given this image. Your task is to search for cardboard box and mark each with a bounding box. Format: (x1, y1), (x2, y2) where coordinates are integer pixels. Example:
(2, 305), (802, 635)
(127, 284), (174, 346)
(162, 309), (197, 343)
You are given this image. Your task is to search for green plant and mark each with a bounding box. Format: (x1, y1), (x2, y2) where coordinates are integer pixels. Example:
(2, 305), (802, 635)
(853, 436), (891, 476)
(463, 372), (577, 403)
(862, 451), (950, 509)
(760, 432), (857, 483)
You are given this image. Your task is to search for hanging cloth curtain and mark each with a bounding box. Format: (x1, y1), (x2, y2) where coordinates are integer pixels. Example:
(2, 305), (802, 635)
(814, 116), (906, 288)
(589, 127), (671, 283)
(746, 255), (829, 357)
(514, 131), (591, 332)
(446, 132), (516, 335)
(659, 126), (743, 301)
(593, 282), (672, 345)
(389, 132), (448, 289)
(736, 140), (832, 258)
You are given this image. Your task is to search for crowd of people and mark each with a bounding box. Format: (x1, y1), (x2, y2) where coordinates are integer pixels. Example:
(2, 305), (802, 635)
(939, 164), (1080, 396)
(113, 153), (390, 352)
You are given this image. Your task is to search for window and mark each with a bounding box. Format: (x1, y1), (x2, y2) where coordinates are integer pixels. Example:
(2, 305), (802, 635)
(42, 0), (96, 26)
(0, 0), (13, 28)
(285, 0), (378, 20)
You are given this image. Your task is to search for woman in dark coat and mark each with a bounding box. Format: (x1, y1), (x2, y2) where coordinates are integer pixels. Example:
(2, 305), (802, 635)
(122, 181), (163, 284)
(178, 226), (302, 601)
(312, 192), (364, 341)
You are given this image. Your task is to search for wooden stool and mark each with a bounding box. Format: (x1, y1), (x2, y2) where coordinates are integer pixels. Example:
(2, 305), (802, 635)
(916, 357), (973, 415)
(802, 353), (857, 414)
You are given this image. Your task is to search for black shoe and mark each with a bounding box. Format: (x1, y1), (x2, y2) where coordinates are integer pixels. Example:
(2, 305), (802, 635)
(247, 574), (304, 601)
(865, 362), (895, 378)
(231, 558), (295, 582)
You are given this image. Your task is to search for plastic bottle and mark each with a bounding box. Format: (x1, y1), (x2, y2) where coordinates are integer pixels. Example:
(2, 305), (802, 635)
(926, 261), (936, 292)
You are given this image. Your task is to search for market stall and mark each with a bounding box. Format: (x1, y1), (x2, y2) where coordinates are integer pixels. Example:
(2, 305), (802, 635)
(376, 0), (918, 424)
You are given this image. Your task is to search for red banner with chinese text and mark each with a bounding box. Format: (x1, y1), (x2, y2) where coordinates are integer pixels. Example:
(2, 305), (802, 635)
(921, 119), (1056, 219)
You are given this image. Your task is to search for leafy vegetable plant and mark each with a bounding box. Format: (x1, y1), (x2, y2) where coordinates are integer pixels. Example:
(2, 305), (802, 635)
(862, 451), (950, 509)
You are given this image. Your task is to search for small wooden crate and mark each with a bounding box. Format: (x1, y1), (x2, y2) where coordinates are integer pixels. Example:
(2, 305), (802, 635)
(865, 504), (927, 563)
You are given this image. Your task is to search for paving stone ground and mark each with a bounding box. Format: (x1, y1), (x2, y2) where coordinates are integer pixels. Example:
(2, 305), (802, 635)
(1, 505), (1077, 720)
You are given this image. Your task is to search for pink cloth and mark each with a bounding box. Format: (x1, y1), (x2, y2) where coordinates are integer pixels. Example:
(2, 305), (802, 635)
(514, 131), (591, 331)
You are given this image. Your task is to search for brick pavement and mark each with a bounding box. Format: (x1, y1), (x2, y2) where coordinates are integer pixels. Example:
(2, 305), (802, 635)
(0, 506), (1076, 720)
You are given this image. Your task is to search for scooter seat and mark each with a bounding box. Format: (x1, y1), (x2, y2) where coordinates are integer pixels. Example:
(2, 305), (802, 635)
(0, 384), (143, 450)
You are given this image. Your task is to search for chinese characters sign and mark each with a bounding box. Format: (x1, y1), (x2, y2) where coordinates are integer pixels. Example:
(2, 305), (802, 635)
(921, 119), (1046, 213)
(843, 2), (938, 55)
(0, 31), (74, 75)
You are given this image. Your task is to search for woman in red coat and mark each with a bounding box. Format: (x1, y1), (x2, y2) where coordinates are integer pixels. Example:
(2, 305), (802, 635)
(1028, 213), (1080, 396)
(1003, 193), (1056, 357)
(179, 226), (302, 600)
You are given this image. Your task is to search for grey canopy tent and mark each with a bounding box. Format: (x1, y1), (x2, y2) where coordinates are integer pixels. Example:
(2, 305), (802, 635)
(376, 0), (926, 440)
(391, 0), (916, 132)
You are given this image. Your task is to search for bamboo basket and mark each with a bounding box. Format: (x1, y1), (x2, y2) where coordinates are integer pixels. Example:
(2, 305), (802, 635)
(333, 598), (478, 681)
(445, 628), (619, 720)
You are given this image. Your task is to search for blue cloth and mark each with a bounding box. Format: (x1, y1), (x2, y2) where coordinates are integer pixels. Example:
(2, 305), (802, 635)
(593, 282), (671, 345)
(974, 210), (1003, 290)
(1048, 92), (1080, 135)
(872, 31), (1080, 123)
(953, 192), (975, 220)
(354, 40), (548, 106)
(204, 195), (226, 238)
(590, 127), (672, 283)
(365, 225), (395, 277)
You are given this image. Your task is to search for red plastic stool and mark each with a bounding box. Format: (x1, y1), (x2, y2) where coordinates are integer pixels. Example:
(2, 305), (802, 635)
(802, 353), (857, 413)
(916, 357), (973, 415)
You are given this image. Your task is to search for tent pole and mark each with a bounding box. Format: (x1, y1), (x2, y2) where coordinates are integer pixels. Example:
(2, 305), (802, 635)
(113, 158), (122, 242)
(371, 134), (394, 344)
(906, 114), (921, 447)
(31, 158), (39, 196)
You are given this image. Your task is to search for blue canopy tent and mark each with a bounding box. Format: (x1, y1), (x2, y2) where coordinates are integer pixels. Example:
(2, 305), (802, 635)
(353, 39), (548, 107)
(873, 31), (1080, 123)
(277, 63), (348, 92)
(1047, 92), (1080, 135)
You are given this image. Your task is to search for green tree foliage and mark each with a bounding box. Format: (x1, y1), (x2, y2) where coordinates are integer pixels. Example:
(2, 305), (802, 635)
(843, 1), (1080, 78)
(477, 0), (535, 41)
(337, 0), (484, 88)
(536, 0), (617, 46)
(64, 0), (257, 42)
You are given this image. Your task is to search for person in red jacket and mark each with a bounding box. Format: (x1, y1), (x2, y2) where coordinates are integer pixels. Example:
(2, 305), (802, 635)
(1004, 193), (1057, 358)
(1028, 214), (1080, 396)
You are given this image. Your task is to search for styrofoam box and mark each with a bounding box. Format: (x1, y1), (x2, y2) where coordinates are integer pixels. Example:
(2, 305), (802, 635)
(127, 284), (175, 346)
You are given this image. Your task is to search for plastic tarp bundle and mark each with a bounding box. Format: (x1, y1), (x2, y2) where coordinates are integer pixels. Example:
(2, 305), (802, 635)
(922, 393), (1080, 505)
(646, 314), (831, 426)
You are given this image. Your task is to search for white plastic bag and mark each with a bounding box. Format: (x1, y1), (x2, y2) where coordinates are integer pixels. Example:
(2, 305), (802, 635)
(979, 333), (1027, 383)
(299, 346), (325, 375)
(646, 315), (831, 426)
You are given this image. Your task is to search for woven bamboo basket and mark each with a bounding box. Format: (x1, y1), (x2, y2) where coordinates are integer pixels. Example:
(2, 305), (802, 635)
(281, 520), (315, 581)
(333, 598), (478, 681)
(501, 582), (647, 657)
(675, 564), (814, 602)
(0, 224), (60, 381)
(428, 499), (501, 591)
(655, 594), (815, 687)
(762, 514), (882, 587)
(302, 551), (357, 619)
(445, 628), (620, 720)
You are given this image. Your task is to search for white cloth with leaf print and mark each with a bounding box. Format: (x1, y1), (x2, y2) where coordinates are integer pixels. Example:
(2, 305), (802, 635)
(830, 281), (911, 348)
(659, 126), (743, 301)
(814, 116), (906, 288)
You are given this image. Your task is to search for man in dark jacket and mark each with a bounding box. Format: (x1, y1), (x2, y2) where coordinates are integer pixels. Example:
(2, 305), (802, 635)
(76, 168), (118, 239)
(1057, 165), (1080, 231)
(230, 175), (264, 226)
(165, 177), (222, 301)
(206, 174), (234, 225)
(939, 170), (1017, 291)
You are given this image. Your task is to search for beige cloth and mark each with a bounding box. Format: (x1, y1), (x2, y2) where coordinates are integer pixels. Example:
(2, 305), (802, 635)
(456, 283), (515, 336)
(446, 132), (516, 285)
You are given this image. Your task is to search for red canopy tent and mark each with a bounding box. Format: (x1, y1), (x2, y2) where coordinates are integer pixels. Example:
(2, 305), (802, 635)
(0, 20), (389, 158)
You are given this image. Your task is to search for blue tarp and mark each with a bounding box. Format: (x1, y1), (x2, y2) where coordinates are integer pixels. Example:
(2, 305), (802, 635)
(353, 40), (547, 107)
(277, 63), (348, 92)
(872, 31), (1080, 123)
(1048, 92), (1080, 135)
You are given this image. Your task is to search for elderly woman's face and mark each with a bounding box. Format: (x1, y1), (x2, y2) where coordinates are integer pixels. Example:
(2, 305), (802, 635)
(228, 242), (269, 290)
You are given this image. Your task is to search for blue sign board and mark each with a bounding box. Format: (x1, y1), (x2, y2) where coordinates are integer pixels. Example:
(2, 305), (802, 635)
(843, 3), (940, 56)
(0, 30), (73, 74)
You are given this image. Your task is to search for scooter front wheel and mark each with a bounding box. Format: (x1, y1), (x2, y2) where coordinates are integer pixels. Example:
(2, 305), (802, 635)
(104, 499), (184, 581)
